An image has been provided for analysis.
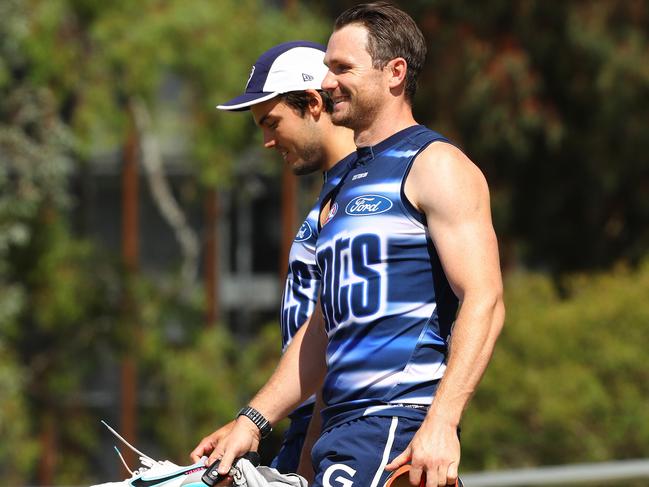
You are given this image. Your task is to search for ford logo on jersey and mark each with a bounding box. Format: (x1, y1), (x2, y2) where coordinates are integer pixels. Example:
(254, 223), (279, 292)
(345, 195), (393, 216)
(295, 221), (313, 242)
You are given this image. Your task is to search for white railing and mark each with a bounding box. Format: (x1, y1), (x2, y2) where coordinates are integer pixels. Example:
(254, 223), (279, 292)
(38, 458), (649, 487)
(461, 458), (649, 486)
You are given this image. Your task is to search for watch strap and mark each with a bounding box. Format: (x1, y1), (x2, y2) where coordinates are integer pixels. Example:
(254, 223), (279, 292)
(237, 406), (273, 438)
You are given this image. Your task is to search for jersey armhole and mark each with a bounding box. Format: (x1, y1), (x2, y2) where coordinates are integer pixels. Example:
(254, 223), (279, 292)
(401, 139), (449, 226)
(317, 189), (334, 232)
(317, 165), (355, 231)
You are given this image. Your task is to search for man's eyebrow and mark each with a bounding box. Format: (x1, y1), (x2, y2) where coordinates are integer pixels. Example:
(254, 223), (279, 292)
(258, 113), (270, 127)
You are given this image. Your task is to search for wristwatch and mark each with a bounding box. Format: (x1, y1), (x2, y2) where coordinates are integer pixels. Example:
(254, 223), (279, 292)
(237, 406), (273, 438)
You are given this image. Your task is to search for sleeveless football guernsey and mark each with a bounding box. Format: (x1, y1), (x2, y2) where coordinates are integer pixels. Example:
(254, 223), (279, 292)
(316, 125), (459, 430)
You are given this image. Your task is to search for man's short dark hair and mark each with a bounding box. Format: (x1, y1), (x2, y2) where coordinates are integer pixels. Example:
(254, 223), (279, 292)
(334, 2), (426, 103)
(278, 90), (334, 116)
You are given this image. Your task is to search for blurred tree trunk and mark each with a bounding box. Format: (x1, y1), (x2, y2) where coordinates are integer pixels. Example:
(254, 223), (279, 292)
(204, 189), (220, 327)
(120, 105), (139, 468)
(38, 407), (56, 485)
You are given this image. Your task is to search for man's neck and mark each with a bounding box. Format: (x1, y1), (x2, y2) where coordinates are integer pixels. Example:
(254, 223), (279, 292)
(354, 102), (418, 148)
(322, 125), (356, 171)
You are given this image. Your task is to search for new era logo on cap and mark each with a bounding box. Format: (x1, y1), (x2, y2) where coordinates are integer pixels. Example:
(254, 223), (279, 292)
(245, 66), (256, 90)
(217, 40), (328, 111)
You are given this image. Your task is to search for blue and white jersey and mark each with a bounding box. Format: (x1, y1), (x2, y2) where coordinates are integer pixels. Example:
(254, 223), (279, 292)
(316, 125), (459, 430)
(281, 152), (355, 420)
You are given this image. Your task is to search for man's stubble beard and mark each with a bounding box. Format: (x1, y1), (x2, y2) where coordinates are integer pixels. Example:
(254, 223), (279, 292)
(331, 93), (379, 133)
(292, 140), (325, 176)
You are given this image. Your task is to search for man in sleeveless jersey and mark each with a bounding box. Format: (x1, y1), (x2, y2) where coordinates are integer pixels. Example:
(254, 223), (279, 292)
(213, 4), (505, 487)
(189, 41), (355, 481)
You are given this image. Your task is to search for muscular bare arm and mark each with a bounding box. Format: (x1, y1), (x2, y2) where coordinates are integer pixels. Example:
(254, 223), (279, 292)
(386, 142), (505, 487)
(213, 304), (329, 476)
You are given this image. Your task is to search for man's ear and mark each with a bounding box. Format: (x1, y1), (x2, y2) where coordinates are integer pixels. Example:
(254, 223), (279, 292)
(306, 89), (325, 119)
(386, 57), (407, 92)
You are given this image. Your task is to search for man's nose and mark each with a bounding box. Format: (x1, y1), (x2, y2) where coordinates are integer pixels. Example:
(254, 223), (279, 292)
(263, 130), (275, 149)
(322, 70), (337, 92)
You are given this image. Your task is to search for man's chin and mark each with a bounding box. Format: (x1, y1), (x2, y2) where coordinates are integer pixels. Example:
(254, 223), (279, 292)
(331, 110), (353, 128)
(292, 161), (322, 176)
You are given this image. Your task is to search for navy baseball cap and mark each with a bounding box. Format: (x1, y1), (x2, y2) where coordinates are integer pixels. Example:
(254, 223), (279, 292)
(217, 41), (328, 111)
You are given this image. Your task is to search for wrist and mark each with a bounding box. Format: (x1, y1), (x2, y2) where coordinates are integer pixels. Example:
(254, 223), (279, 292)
(237, 406), (273, 439)
(235, 415), (262, 441)
(425, 405), (461, 428)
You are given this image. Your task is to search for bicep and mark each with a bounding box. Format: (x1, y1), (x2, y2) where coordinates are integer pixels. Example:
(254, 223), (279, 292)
(406, 144), (502, 300)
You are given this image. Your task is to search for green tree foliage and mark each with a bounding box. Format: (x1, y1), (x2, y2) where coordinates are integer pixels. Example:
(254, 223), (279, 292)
(22, 0), (329, 185)
(2, 0), (330, 483)
(1, 1), (84, 480)
(316, 0), (649, 273)
(3, 0), (649, 482)
(0, 41), (122, 478)
(135, 317), (283, 464)
(0, 345), (37, 484)
(463, 260), (649, 471)
(411, 0), (649, 273)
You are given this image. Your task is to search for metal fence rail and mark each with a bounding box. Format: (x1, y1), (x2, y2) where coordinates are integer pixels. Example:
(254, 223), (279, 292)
(461, 458), (649, 486)
(39, 458), (649, 487)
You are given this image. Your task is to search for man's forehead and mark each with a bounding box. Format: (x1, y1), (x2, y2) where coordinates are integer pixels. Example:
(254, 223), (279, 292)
(325, 24), (369, 63)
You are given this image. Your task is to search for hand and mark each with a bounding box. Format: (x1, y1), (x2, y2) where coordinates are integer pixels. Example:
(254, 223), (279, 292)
(190, 420), (236, 464)
(385, 417), (460, 486)
(214, 416), (261, 476)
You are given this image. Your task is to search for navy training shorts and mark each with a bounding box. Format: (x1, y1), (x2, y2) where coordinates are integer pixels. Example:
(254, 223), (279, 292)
(270, 415), (312, 474)
(311, 416), (420, 487)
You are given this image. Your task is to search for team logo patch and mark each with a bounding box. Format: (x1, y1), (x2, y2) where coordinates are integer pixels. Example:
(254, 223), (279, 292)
(324, 202), (338, 225)
(245, 65), (256, 90)
(295, 221), (313, 242)
(345, 195), (393, 216)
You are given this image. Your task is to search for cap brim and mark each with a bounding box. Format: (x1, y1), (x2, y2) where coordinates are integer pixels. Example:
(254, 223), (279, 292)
(216, 91), (280, 111)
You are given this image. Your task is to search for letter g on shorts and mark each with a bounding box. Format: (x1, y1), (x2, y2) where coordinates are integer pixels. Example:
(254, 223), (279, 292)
(323, 464), (357, 487)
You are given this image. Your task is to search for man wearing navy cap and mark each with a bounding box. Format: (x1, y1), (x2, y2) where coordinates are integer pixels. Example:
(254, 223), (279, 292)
(190, 41), (355, 480)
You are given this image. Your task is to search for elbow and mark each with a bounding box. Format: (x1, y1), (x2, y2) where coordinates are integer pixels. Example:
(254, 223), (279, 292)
(472, 287), (505, 339)
(490, 288), (506, 339)
(457, 285), (505, 341)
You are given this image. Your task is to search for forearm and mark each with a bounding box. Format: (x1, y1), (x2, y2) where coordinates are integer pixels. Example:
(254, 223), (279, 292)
(211, 307), (327, 475)
(249, 308), (328, 425)
(427, 291), (505, 426)
(384, 294), (503, 482)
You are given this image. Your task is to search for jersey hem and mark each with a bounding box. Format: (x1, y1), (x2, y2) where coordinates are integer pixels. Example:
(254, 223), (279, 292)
(322, 402), (429, 433)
